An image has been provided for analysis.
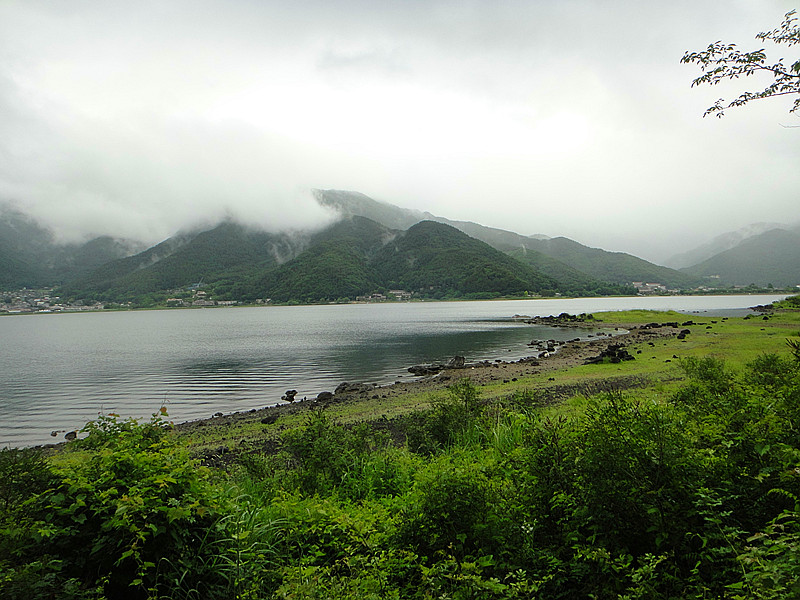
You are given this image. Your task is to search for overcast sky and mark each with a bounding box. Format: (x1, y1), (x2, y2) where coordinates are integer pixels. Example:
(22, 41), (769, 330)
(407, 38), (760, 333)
(1, 0), (797, 263)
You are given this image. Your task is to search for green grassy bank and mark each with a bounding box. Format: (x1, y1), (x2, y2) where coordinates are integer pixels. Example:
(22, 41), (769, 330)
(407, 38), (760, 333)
(3, 301), (800, 599)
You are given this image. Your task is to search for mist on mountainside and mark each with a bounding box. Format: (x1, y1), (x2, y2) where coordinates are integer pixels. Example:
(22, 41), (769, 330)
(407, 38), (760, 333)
(665, 222), (788, 269)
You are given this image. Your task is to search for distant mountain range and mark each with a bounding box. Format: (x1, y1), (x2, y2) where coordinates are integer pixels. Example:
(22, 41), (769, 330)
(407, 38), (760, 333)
(665, 222), (787, 269)
(57, 214), (630, 304)
(680, 227), (800, 288)
(2, 191), (797, 304)
(0, 209), (144, 290)
(315, 190), (700, 290)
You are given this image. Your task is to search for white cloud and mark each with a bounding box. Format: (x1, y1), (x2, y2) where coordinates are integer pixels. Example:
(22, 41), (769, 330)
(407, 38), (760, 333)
(0, 0), (797, 260)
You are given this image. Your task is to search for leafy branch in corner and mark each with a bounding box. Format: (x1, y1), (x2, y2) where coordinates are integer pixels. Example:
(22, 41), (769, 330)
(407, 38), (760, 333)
(682, 10), (800, 117)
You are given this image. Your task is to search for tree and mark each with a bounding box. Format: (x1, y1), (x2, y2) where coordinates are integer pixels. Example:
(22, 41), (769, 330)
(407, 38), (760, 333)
(681, 10), (800, 117)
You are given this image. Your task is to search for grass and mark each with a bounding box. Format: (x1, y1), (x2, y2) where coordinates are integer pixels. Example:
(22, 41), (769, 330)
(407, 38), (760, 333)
(158, 307), (800, 456)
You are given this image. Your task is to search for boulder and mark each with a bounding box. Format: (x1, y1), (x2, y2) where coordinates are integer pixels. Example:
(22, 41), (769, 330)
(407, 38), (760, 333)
(583, 344), (635, 365)
(446, 355), (466, 369)
(408, 364), (443, 376)
(334, 382), (373, 395)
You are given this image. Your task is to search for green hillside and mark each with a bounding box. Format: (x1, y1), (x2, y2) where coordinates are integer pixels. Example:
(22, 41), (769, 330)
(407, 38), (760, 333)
(0, 209), (142, 290)
(255, 240), (383, 303)
(682, 228), (800, 287)
(372, 220), (560, 297)
(314, 189), (698, 290)
(59, 222), (308, 303)
(506, 246), (635, 296)
(62, 216), (572, 304)
(527, 236), (700, 289)
(241, 217), (390, 303)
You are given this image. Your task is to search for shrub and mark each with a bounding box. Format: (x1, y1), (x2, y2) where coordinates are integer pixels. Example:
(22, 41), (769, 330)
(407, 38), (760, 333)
(397, 452), (498, 561)
(403, 379), (484, 454)
(280, 408), (391, 498)
(576, 392), (699, 558)
(3, 413), (227, 599)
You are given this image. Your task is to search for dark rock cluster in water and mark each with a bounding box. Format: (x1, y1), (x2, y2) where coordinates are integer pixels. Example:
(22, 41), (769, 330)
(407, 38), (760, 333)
(518, 312), (594, 326)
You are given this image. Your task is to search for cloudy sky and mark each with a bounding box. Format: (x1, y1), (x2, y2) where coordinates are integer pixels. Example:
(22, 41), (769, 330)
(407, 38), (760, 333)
(0, 0), (797, 263)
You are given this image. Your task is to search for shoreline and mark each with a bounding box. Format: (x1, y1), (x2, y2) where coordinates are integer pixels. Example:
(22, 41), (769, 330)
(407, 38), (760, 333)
(2, 291), (791, 317)
(174, 319), (685, 439)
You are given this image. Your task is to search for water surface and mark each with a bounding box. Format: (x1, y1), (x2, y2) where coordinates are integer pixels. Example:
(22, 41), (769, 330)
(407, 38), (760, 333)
(0, 295), (786, 447)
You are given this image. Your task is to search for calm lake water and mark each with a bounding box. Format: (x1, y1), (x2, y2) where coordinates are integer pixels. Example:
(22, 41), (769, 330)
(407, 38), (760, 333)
(0, 295), (787, 447)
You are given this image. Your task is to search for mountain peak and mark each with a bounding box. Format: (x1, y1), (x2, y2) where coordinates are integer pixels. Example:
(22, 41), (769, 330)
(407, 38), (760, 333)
(665, 222), (786, 269)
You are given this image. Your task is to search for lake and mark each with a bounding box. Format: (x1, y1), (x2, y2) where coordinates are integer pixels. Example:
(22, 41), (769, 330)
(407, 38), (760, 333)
(0, 294), (787, 447)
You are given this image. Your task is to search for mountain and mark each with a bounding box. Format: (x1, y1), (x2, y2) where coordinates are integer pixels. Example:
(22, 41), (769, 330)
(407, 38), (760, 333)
(245, 217), (391, 303)
(314, 189), (432, 231)
(0, 208), (144, 290)
(314, 189), (697, 290)
(223, 218), (562, 303)
(13, 189), (717, 303)
(371, 220), (560, 297)
(0, 210), (50, 288)
(504, 247), (634, 296)
(521, 237), (700, 290)
(681, 228), (800, 288)
(64, 215), (576, 304)
(59, 190), (694, 304)
(59, 221), (309, 302)
(665, 222), (785, 269)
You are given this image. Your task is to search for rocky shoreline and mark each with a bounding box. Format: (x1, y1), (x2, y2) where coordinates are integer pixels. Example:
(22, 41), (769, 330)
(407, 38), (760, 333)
(175, 319), (689, 437)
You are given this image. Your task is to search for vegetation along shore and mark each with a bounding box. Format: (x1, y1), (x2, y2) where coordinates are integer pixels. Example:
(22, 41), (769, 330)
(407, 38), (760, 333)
(3, 295), (800, 599)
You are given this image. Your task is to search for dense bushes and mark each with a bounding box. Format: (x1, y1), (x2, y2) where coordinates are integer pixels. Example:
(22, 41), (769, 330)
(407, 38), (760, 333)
(1, 413), (266, 599)
(4, 345), (800, 598)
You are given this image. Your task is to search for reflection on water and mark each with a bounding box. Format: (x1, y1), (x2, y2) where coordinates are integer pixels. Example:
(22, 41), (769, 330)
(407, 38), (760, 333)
(0, 294), (787, 447)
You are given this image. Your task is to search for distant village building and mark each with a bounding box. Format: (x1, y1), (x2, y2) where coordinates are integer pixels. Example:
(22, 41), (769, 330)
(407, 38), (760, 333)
(356, 293), (388, 302)
(632, 282), (668, 294)
(388, 290), (412, 301)
(192, 299), (216, 307)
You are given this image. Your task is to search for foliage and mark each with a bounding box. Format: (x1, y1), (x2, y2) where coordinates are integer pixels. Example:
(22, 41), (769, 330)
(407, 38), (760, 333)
(8, 329), (800, 598)
(279, 407), (394, 498)
(682, 10), (800, 117)
(1, 413), (233, 599)
(775, 294), (800, 310)
(372, 221), (560, 297)
(0, 447), (57, 514)
(735, 507), (800, 600)
(402, 379), (484, 454)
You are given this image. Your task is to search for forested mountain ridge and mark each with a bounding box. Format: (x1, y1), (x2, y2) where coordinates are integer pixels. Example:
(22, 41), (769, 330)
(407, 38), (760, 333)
(524, 236), (700, 289)
(665, 221), (785, 269)
(370, 220), (561, 297)
(213, 218), (568, 303)
(57, 213), (629, 304)
(59, 222), (311, 302)
(314, 189), (698, 291)
(19, 190), (786, 304)
(0, 207), (144, 289)
(681, 227), (800, 288)
(232, 216), (392, 303)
